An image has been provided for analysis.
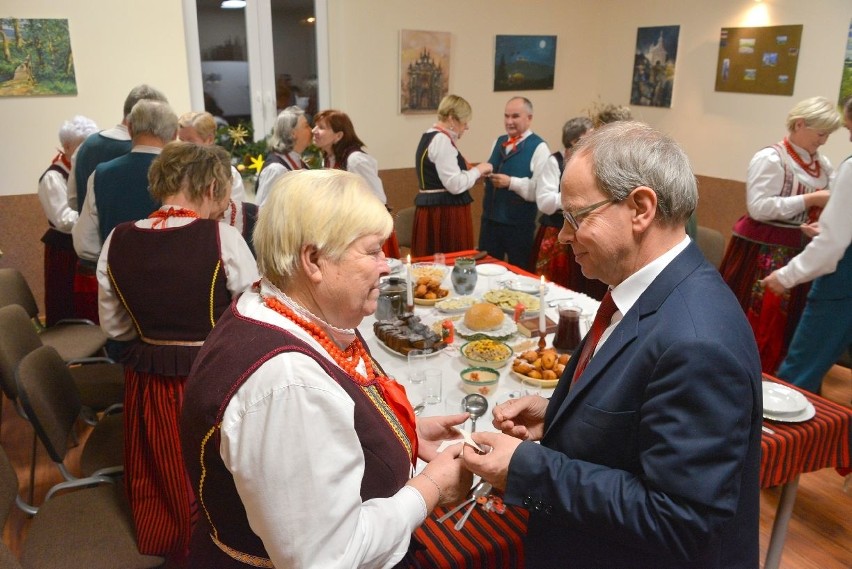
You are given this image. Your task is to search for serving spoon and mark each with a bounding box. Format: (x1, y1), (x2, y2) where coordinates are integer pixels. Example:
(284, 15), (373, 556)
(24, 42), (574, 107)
(462, 393), (488, 432)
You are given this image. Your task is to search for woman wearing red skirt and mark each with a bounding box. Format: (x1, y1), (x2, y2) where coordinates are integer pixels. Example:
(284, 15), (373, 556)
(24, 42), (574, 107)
(719, 97), (840, 372)
(97, 142), (258, 565)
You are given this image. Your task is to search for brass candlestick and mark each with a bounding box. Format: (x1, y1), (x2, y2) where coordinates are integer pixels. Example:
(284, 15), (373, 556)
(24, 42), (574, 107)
(538, 331), (547, 351)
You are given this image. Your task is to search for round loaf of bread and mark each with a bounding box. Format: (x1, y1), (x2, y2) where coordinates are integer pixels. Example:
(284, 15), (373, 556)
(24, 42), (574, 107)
(463, 303), (504, 331)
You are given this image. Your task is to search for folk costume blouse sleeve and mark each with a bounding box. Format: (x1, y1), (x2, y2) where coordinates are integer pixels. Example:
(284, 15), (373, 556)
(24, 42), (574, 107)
(776, 158), (852, 289)
(746, 145), (832, 222)
(347, 151), (388, 204)
(38, 169), (78, 233)
(72, 173), (103, 262)
(534, 153), (564, 215)
(220, 297), (426, 568)
(508, 137), (554, 203)
(427, 132), (482, 195)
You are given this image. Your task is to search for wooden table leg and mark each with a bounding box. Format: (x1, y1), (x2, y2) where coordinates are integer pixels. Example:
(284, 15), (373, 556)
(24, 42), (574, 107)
(764, 475), (800, 569)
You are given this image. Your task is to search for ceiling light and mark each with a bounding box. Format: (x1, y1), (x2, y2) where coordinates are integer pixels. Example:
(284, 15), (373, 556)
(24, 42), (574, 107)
(221, 0), (246, 9)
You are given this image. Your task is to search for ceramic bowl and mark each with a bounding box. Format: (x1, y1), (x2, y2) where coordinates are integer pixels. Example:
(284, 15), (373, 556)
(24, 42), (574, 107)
(460, 367), (500, 395)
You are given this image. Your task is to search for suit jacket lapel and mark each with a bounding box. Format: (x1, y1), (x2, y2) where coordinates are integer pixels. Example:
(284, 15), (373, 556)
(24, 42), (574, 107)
(542, 242), (706, 439)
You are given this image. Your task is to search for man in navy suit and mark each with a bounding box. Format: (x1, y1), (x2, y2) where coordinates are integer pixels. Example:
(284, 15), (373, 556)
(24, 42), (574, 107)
(464, 122), (762, 568)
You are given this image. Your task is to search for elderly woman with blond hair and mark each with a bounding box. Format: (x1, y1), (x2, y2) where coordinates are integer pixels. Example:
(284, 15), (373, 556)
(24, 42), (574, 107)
(181, 169), (471, 568)
(255, 105), (312, 207)
(719, 96), (841, 372)
(98, 141), (258, 564)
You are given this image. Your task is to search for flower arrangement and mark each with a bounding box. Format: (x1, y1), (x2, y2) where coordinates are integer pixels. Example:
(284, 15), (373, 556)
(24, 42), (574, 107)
(216, 122), (268, 179)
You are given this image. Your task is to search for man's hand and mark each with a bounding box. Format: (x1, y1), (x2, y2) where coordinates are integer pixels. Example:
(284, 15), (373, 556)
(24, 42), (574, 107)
(460, 431), (523, 491)
(492, 395), (548, 441)
(489, 173), (511, 188)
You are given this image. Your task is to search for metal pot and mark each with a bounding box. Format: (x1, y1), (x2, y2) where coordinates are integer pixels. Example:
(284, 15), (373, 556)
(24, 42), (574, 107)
(376, 277), (407, 321)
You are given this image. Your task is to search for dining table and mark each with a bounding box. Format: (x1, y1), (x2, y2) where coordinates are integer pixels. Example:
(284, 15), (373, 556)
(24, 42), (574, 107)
(359, 250), (852, 568)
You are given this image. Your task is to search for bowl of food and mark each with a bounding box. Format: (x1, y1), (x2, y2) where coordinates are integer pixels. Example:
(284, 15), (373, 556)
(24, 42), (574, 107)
(460, 338), (513, 369)
(460, 367), (500, 395)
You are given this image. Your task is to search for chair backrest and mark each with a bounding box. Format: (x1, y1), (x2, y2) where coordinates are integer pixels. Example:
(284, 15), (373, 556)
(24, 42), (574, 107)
(0, 304), (43, 401)
(15, 345), (82, 465)
(696, 225), (725, 269)
(395, 206), (416, 249)
(0, 268), (40, 319)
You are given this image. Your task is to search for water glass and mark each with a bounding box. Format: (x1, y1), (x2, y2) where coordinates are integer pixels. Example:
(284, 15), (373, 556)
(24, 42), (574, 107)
(423, 369), (442, 404)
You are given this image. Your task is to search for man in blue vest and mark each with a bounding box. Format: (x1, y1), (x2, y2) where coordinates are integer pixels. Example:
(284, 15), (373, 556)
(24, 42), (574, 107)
(479, 97), (557, 271)
(67, 84), (168, 213)
(73, 100), (178, 267)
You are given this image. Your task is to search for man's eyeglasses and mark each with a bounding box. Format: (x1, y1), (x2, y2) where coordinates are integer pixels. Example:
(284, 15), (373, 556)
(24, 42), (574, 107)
(562, 198), (615, 231)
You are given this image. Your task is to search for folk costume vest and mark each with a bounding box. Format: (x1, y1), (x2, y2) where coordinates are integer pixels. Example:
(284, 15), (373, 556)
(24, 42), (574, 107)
(106, 219), (230, 375)
(259, 151), (303, 175)
(414, 130), (474, 208)
(732, 143), (826, 250)
(93, 152), (159, 245)
(73, 132), (132, 212)
(39, 162), (74, 250)
(180, 304), (414, 568)
(483, 133), (544, 226)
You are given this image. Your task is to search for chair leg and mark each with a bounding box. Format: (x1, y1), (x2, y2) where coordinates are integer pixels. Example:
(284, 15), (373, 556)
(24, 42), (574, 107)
(28, 429), (37, 509)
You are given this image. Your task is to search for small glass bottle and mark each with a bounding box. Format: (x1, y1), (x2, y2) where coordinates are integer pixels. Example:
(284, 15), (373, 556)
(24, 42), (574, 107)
(451, 257), (478, 295)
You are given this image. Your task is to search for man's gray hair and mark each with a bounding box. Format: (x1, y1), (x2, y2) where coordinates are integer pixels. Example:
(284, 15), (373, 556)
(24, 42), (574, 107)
(573, 121), (697, 224)
(128, 100), (178, 143)
(123, 84), (168, 119)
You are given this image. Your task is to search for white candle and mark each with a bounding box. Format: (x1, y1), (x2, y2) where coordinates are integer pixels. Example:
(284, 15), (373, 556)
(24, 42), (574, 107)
(539, 275), (546, 334)
(406, 254), (414, 307)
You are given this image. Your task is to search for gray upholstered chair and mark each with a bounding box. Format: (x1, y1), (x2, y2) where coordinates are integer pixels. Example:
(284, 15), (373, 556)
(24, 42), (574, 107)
(695, 225), (726, 269)
(0, 445), (163, 569)
(395, 206), (416, 250)
(0, 268), (108, 362)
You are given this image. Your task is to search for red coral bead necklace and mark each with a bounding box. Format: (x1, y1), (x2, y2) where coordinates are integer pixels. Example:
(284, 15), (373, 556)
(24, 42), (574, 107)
(783, 138), (821, 178)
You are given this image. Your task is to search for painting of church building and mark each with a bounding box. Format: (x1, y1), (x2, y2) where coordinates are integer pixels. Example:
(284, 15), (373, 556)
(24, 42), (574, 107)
(630, 25), (680, 108)
(400, 30), (450, 114)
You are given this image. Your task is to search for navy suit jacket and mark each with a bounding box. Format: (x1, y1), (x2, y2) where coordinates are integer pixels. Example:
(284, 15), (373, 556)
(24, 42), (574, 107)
(505, 242), (762, 569)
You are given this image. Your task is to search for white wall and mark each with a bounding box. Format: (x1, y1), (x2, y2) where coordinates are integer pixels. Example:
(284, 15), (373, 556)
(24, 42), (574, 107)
(2, 0), (850, 198)
(327, 0), (852, 180)
(0, 0), (191, 197)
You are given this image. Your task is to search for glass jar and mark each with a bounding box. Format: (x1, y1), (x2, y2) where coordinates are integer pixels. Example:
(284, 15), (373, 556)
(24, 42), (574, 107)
(451, 257), (478, 295)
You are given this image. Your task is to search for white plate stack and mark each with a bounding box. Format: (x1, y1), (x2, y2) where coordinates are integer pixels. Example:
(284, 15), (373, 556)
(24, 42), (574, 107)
(762, 382), (815, 423)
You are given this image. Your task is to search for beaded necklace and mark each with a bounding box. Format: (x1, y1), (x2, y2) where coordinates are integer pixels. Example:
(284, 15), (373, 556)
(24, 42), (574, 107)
(148, 206), (199, 229)
(228, 200), (237, 227)
(262, 294), (379, 386)
(783, 138), (821, 178)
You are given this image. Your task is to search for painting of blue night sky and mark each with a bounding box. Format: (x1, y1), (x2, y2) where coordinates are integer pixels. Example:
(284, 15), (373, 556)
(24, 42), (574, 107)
(494, 35), (557, 91)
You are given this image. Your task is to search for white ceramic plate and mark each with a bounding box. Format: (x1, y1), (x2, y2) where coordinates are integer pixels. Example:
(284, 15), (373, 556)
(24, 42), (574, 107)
(763, 401), (816, 423)
(762, 382), (808, 416)
(509, 369), (559, 389)
(375, 338), (446, 359)
(435, 296), (477, 313)
(476, 263), (508, 277)
(500, 276), (550, 296)
(387, 258), (403, 274)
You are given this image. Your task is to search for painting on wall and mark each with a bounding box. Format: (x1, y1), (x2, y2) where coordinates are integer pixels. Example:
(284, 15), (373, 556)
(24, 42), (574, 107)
(630, 25), (679, 108)
(0, 18), (77, 97)
(493, 35), (557, 91)
(400, 29), (450, 114)
(838, 18), (852, 106)
(714, 25), (802, 96)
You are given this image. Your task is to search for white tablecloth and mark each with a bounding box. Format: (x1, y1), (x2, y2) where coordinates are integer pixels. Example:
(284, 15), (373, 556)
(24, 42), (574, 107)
(359, 264), (601, 431)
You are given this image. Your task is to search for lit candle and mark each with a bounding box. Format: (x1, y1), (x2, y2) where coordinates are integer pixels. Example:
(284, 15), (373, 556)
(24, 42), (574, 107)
(539, 275), (546, 335)
(406, 254), (414, 308)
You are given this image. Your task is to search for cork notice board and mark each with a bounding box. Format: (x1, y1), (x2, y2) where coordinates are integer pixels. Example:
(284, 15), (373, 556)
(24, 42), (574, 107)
(715, 25), (802, 96)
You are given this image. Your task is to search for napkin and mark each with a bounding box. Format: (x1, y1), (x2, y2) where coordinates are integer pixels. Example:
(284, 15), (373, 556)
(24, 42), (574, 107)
(437, 426), (484, 454)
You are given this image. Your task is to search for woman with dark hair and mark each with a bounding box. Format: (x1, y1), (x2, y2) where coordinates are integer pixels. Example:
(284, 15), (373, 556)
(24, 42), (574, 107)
(97, 141), (258, 565)
(313, 109), (400, 259)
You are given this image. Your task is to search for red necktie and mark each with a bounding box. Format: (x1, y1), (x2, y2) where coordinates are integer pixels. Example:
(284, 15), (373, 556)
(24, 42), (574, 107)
(502, 136), (521, 151)
(572, 290), (618, 382)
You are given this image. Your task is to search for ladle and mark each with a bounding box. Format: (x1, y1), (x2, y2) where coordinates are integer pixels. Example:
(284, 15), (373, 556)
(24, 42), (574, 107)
(461, 393), (488, 432)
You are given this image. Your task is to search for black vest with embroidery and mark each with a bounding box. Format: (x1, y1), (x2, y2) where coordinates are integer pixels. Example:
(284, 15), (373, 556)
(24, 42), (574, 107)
(414, 131), (474, 207)
(181, 302), (412, 568)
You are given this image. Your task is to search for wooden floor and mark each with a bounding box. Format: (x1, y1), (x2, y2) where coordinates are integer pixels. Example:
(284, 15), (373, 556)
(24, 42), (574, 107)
(0, 366), (849, 567)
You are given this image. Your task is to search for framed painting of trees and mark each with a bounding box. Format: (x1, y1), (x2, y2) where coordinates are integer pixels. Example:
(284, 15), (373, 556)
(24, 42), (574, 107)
(0, 18), (77, 97)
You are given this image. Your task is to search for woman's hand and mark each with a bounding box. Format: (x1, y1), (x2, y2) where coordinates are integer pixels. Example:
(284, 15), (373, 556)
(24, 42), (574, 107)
(761, 271), (788, 295)
(800, 221), (820, 239)
(415, 444), (474, 508)
(803, 189), (830, 209)
(491, 395), (548, 441)
(475, 162), (493, 177)
(416, 413), (468, 462)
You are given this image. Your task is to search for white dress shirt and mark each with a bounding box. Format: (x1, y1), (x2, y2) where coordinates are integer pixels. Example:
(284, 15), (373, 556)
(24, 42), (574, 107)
(38, 166), (77, 233)
(775, 158), (852, 288)
(218, 281), (426, 568)
(424, 128), (482, 194)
